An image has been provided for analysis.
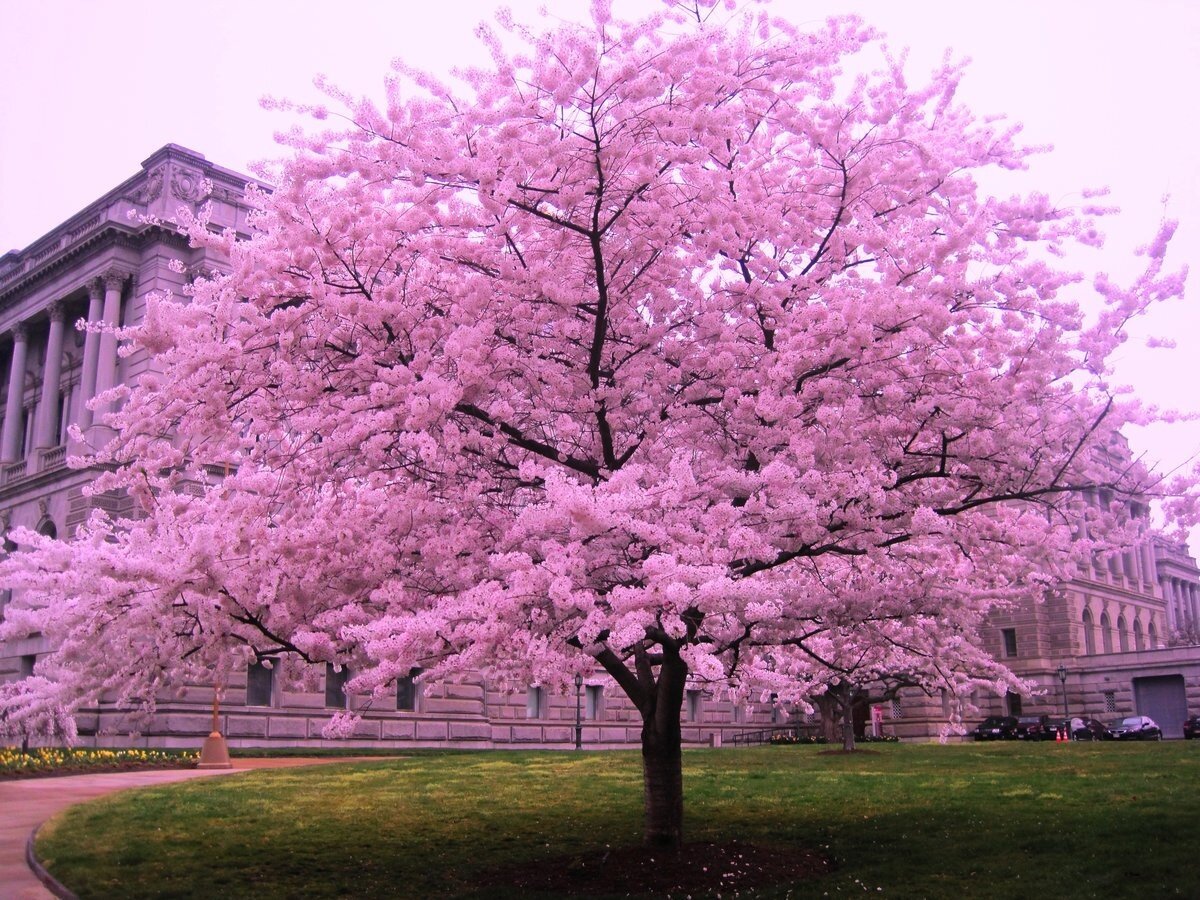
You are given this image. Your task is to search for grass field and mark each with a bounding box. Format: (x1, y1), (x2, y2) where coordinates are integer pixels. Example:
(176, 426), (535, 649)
(36, 742), (1200, 898)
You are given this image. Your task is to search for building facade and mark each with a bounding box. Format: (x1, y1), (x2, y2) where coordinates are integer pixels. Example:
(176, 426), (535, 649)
(2, 146), (1198, 749)
(888, 483), (1200, 741)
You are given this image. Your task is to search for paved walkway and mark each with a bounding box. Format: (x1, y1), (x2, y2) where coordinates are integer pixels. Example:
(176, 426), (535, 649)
(0, 758), (383, 899)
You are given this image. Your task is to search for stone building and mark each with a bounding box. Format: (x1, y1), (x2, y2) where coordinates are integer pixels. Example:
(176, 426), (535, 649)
(887, 472), (1200, 741)
(2, 146), (1198, 749)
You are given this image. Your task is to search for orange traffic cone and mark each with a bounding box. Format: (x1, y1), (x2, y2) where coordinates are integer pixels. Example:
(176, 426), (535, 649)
(1056, 727), (1064, 743)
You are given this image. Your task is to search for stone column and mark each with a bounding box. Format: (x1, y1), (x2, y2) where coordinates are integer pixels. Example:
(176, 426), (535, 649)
(1, 323), (29, 461)
(76, 280), (105, 430)
(35, 301), (66, 448)
(1164, 578), (1178, 633)
(1142, 544), (1157, 588)
(91, 270), (127, 420)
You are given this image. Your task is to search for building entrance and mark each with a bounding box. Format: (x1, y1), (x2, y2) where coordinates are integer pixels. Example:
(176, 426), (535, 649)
(1133, 675), (1188, 739)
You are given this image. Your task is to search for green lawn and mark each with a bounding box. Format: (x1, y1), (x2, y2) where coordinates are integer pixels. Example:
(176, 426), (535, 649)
(36, 742), (1200, 898)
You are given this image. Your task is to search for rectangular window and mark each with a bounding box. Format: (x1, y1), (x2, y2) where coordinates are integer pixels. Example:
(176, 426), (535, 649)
(397, 670), (421, 711)
(20, 406), (32, 457)
(526, 685), (546, 719)
(47, 391), (63, 447)
(1002, 628), (1018, 658)
(585, 684), (604, 720)
(245, 661), (274, 707)
(19, 654), (36, 678)
(325, 663), (350, 709)
(57, 389), (70, 448)
(687, 689), (704, 722)
(1104, 691), (1117, 713)
(1005, 691), (1022, 716)
(890, 698), (903, 719)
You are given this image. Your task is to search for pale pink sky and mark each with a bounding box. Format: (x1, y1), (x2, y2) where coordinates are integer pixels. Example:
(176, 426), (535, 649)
(2, 0), (1198, 491)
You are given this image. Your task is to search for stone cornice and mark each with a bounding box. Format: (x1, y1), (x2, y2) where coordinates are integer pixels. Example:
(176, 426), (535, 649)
(0, 144), (263, 303)
(0, 226), (128, 311)
(0, 222), (190, 311)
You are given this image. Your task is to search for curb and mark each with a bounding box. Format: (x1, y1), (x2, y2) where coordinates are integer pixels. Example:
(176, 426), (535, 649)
(26, 823), (79, 900)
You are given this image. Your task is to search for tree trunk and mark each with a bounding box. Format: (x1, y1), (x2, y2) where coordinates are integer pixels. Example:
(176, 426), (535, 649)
(642, 714), (684, 848)
(841, 702), (856, 751)
(640, 646), (687, 848)
(840, 683), (857, 752)
(590, 637), (689, 849)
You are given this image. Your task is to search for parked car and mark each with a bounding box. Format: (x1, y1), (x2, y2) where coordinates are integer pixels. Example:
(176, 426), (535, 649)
(1106, 715), (1162, 741)
(1066, 717), (1111, 741)
(1184, 715), (1200, 740)
(971, 715), (1019, 740)
(1015, 715), (1056, 740)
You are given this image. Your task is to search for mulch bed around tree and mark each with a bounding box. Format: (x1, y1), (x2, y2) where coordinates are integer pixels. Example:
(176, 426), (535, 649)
(480, 840), (834, 896)
(816, 748), (881, 756)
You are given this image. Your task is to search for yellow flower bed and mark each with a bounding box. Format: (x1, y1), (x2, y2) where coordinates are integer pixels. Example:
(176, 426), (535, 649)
(0, 746), (199, 778)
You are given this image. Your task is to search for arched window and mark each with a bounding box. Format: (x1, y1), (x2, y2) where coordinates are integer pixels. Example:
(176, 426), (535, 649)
(1117, 615), (1129, 652)
(1133, 619), (1144, 651)
(1082, 609), (1096, 655)
(1148, 621), (1158, 648)
(1100, 612), (1113, 653)
(36, 519), (57, 540)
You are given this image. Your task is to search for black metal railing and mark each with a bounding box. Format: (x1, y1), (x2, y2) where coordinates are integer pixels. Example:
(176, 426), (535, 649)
(729, 724), (823, 746)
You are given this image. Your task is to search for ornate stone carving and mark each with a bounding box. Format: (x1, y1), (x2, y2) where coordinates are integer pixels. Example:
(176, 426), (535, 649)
(88, 279), (105, 303)
(11, 320), (28, 341)
(170, 167), (212, 203)
(102, 269), (130, 292)
(125, 166), (165, 205)
(47, 300), (66, 323)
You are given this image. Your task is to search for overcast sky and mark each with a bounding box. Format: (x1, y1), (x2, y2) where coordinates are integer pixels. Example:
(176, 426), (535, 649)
(3, 0), (1199, 515)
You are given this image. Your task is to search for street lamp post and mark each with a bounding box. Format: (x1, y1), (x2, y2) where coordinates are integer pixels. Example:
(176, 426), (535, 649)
(1056, 665), (1069, 739)
(574, 673), (583, 751)
(197, 683), (232, 769)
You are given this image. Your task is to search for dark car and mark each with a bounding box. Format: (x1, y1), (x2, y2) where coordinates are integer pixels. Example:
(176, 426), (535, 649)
(1015, 714), (1056, 741)
(1066, 717), (1111, 741)
(1107, 715), (1162, 741)
(971, 715), (1019, 741)
(1184, 715), (1200, 740)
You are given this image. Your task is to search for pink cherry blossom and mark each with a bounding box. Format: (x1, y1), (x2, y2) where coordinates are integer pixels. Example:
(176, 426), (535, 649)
(2, 1), (1192, 849)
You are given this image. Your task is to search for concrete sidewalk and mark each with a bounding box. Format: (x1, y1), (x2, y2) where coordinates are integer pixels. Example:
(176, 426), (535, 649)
(0, 757), (384, 899)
